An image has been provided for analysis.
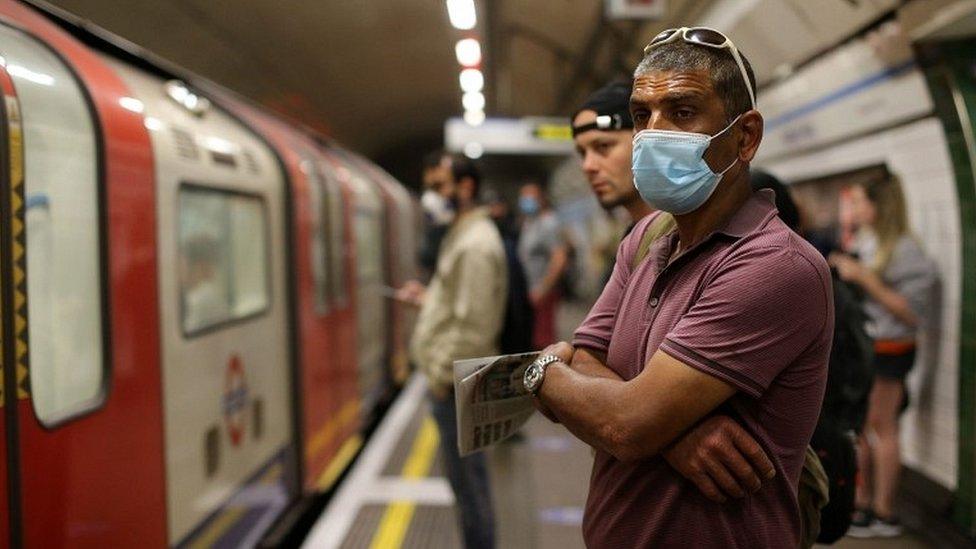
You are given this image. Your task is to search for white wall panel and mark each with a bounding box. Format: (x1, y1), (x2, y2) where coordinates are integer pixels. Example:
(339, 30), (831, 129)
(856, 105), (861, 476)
(698, 0), (895, 84)
(760, 117), (961, 489)
(757, 26), (931, 161)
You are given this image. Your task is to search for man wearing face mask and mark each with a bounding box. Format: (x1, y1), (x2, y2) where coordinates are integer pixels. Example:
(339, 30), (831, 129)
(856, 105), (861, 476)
(405, 150), (505, 549)
(517, 182), (568, 349)
(525, 28), (833, 547)
(417, 150), (458, 279)
(570, 79), (786, 528)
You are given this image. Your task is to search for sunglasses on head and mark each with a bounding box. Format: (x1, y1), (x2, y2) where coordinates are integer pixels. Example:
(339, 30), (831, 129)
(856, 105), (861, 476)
(643, 27), (756, 110)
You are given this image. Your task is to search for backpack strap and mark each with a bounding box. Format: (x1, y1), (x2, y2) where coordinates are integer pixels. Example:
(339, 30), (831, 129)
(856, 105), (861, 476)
(630, 212), (676, 271)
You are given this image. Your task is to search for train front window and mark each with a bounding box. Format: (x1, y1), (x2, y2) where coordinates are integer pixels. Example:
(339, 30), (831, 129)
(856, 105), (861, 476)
(0, 23), (108, 426)
(178, 185), (269, 335)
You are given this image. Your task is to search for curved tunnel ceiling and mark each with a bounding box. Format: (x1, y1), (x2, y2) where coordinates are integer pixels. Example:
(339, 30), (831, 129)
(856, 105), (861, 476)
(39, 0), (714, 161)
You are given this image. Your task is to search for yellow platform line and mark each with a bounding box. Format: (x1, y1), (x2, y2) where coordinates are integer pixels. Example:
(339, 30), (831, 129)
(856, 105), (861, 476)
(317, 434), (364, 491)
(188, 464), (283, 549)
(368, 417), (440, 549)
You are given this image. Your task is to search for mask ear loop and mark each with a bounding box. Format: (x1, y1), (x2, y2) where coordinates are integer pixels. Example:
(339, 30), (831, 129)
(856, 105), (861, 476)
(709, 113), (743, 142)
(708, 114), (743, 176)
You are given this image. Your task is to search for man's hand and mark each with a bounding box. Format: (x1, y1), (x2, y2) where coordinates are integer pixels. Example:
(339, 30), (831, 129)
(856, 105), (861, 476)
(828, 252), (868, 285)
(531, 342), (574, 422)
(529, 288), (545, 307)
(395, 280), (427, 306)
(539, 341), (574, 364)
(663, 415), (775, 503)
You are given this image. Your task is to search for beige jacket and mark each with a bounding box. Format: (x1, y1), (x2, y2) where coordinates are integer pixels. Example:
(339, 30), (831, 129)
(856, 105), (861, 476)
(410, 207), (508, 393)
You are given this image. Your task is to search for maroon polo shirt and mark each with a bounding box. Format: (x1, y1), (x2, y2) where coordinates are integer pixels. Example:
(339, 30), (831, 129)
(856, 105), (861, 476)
(573, 190), (833, 548)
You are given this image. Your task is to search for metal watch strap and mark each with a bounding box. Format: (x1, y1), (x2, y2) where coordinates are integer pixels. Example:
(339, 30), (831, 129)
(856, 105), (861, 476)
(531, 354), (561, 394)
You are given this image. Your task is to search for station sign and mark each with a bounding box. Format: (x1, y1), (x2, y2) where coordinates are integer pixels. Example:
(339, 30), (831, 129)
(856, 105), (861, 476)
(605, 0), (666, 20)
(445, 116), (574, 156)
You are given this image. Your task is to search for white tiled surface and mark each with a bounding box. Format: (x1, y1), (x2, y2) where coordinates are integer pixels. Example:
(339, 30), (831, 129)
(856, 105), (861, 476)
(763, 117), (963, 489)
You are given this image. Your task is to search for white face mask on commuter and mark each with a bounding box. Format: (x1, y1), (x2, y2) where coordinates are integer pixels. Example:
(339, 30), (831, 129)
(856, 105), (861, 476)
(421, 189), (456, 226)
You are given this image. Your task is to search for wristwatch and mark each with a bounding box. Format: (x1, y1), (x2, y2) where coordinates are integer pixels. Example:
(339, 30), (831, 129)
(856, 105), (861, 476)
(523, 354), (562, 395)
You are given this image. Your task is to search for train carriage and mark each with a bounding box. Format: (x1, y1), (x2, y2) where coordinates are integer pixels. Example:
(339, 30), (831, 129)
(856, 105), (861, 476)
(0, 1), (417, 546)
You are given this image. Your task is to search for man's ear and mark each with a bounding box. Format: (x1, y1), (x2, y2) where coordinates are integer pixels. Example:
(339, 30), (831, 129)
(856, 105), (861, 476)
(737, 110), (764, 163)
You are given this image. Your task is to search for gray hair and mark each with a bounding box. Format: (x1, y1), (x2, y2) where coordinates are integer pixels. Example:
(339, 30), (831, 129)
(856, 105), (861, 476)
(635, 40), (757, 122)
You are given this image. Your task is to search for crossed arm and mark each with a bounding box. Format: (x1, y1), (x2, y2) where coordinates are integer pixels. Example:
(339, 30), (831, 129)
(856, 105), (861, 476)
(536, 343), (775, 501)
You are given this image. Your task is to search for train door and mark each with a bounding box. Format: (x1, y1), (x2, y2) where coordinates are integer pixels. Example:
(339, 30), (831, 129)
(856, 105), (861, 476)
(334, 157), (389, 423)
(0, 41), (12, 548)
(105, 61), (298, 546)
(0, 20), (167, 548)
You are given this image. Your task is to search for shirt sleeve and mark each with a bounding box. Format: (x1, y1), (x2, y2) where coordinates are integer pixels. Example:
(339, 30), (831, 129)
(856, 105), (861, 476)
(659, 245), (832, 398)
(572, 215), (652, 353)
(888, 238), (939, 322)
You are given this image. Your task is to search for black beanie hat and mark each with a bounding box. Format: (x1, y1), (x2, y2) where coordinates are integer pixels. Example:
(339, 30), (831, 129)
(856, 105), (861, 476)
(571, 79), (634, 137)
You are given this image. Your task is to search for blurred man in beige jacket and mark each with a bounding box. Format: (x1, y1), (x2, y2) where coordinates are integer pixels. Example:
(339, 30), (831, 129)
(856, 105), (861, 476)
(402, 151), (506, 549)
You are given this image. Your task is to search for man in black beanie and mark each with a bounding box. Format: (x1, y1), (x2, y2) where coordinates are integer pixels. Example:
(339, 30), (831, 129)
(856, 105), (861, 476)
(572, 79), (654, 230)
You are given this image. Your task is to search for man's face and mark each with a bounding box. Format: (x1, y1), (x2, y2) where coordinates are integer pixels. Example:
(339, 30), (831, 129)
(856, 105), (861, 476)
(630, 69), (739, 173)
(573, 109), (637, 210)
(849, 184), (877, 228)
(519, 183), (542, 202)
(422, 157), (457, 200)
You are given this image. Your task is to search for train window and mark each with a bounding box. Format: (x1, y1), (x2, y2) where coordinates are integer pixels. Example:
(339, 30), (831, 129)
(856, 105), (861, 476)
(0, 23), (107, 426)
(304, 161), (330, 313)
(323, 170), (348, 307)
(178, 185), (270, 335)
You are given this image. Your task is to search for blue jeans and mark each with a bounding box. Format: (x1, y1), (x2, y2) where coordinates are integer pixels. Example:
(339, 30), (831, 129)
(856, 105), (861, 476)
(429, 391), (496, 549)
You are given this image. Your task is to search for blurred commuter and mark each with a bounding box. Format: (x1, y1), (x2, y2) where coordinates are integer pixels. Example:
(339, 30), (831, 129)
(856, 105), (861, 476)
(482, 186), (535, 356)
(417, 150), (456, 279)
(526, 28), (833, 547)
(403, 151), (504, 549)
(517, 182), (568, 349)
(180, 235), (228, 332)
(573, 80), (674, 286)
(752, 170), (875, 544)
(572, 79), (656, 230)
(483, 187), (518, 239)
(829, 176), (938, 538)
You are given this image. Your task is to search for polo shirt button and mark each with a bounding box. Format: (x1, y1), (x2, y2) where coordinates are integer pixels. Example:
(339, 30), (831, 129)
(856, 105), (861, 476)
(650, 296), (660, 307)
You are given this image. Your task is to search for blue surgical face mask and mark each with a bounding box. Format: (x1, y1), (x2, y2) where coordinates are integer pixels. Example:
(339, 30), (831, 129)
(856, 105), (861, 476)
(519, 195), (540, 216)
(631, 115), (741, 215)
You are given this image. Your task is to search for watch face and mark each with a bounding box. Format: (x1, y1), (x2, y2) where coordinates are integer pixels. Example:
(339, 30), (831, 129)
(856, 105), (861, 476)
(523, 363), (542, 393)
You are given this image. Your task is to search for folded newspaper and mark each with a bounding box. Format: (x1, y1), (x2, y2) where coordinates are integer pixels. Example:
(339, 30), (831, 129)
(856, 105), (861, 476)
(453, 352), (539, 456)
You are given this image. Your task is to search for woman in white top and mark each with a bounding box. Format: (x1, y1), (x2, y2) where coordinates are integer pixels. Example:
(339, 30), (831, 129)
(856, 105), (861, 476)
(829, 175), (937, 538)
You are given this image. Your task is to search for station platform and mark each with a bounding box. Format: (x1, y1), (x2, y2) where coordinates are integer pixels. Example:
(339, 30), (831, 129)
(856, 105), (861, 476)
(301, 303), (936, 548)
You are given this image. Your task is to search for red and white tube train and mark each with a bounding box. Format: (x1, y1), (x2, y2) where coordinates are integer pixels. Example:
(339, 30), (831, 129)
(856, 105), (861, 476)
(0, 1), (420, 546)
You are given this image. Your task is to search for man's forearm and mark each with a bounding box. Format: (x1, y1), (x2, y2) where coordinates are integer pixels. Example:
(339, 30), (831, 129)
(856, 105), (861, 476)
(539, 363), (645, 460)
(569, 348), (622, 381)
(539, 348), (737, 463)
(534, 347), (618, 424)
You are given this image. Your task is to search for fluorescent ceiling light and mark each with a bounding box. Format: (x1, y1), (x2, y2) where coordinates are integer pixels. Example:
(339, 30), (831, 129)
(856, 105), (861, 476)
(464, 141), (484, 159)
(459, 68), (484, 93)
(446, 0), (477, 30)
(455, 38), (482, 67)
(462, 91), (485, 112)
(464, 109), (485, 126)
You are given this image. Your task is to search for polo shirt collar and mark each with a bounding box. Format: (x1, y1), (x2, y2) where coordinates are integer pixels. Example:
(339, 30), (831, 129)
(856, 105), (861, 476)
(645, 189), (779, 276)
